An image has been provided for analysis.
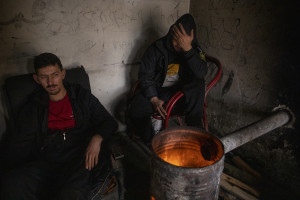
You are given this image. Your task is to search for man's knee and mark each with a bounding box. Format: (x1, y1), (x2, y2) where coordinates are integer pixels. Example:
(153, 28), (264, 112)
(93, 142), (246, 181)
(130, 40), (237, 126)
(188, 79), (205, 90)
(183, 79), (205, 99)
(129, 94), (152, 119)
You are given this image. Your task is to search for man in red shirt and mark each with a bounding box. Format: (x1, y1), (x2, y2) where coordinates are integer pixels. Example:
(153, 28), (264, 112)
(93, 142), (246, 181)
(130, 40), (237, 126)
(0, 53), (118, 199)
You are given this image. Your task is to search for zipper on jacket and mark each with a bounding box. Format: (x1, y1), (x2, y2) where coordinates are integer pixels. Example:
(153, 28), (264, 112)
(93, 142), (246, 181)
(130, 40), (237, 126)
(63, 132), (66, 140)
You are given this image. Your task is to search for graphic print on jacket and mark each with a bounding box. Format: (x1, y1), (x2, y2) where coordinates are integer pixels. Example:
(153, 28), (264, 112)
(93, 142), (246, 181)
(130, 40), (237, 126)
(162, 63), (180, 87)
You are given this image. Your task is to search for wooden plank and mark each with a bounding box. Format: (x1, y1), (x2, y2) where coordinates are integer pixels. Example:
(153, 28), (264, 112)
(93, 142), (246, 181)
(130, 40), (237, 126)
(222, 173), (260, 197)
(220, 179), (259, 200)
(219, 189), (237, 200)
(232, 156), (261, 178)
(224, 162), (258, 186)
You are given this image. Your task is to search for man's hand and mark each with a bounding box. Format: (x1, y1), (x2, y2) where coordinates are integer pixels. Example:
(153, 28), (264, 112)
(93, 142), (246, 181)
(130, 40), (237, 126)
(85, 134), (103, 171)
(172, 23), (194, 52)
(150, 96), (167, 119)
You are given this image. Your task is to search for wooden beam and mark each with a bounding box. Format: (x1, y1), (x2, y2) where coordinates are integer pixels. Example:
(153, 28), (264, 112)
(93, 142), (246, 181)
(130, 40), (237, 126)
(222, 173), (260, 197)
(220, 179), (259, 200)
(224, 162), (258, 186)
(232, 156), (261, 178)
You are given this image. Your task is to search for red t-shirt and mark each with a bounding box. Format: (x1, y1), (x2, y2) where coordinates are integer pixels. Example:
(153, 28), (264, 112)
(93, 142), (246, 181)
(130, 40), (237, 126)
(48, 93), (76, 132)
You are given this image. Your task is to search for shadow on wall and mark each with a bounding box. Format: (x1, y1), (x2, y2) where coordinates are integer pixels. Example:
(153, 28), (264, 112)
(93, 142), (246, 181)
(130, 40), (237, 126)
(26, 57), (35, 73)
(0, 109), (7, 141)
(0, 89), (8, 159)
(112, 17), (162, 126)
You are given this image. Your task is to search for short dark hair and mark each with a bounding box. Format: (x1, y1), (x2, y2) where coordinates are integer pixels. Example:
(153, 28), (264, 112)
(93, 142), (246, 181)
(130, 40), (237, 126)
(33, 53), (63, 73)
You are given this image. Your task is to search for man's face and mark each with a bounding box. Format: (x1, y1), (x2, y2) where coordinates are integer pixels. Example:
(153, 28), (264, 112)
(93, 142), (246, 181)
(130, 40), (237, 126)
(172, 37), (182, 52)
(34, 64), (66, 96)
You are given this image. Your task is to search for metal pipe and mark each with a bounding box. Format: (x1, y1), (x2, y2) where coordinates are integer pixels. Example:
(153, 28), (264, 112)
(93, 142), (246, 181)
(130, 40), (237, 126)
(221, 109), (292, 154)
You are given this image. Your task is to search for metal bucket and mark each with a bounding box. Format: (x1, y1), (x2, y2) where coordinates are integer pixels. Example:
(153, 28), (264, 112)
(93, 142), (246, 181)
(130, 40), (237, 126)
(150, 126), (224, 200)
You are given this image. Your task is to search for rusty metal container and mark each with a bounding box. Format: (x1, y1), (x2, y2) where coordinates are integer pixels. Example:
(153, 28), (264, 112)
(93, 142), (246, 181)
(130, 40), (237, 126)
(150, 127), (224, 200)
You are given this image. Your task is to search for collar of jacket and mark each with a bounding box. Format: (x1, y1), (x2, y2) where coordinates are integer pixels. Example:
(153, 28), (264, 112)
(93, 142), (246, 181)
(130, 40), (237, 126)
(30, 82), (77, 107)
(31, 87), (49, 107)
(32, 82), (85, 131)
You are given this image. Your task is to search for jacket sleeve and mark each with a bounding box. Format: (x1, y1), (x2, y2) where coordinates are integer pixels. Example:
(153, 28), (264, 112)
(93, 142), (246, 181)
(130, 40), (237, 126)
(2, 103), (39, 166)
(88, 92), (118, 141)
(138, 45), (160, 99)
(183, 48), (207, 80)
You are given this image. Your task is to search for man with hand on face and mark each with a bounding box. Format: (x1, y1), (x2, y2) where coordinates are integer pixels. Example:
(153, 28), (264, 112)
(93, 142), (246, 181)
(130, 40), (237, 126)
(0, 53), (118, 200)
(129, 14), (207, 144)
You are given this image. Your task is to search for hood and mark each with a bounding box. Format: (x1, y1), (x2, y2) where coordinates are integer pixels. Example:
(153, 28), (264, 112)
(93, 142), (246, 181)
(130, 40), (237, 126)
(165, 13), (199, 52)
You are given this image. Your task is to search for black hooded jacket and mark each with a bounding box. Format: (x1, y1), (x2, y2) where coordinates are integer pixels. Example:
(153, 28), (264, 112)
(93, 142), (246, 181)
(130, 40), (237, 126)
(138, 14), (208, 99)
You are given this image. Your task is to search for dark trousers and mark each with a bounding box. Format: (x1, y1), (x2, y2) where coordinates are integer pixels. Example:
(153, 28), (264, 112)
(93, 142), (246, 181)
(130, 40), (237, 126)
(129, 79), (205, 143)
(0, 158), (90, 200)
(0, 131), (91, 200)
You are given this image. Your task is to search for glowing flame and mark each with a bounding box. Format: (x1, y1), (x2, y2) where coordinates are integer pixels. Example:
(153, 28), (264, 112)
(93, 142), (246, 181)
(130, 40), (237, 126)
(152, 129), (223, 168)
(154, 137), (223, 168)
(157, 146), (214, 168)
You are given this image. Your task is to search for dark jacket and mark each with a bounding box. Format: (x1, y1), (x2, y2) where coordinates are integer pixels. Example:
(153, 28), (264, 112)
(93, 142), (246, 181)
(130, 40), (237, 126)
(138, 14), (207, 99)
(5, 83), (118, 164)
